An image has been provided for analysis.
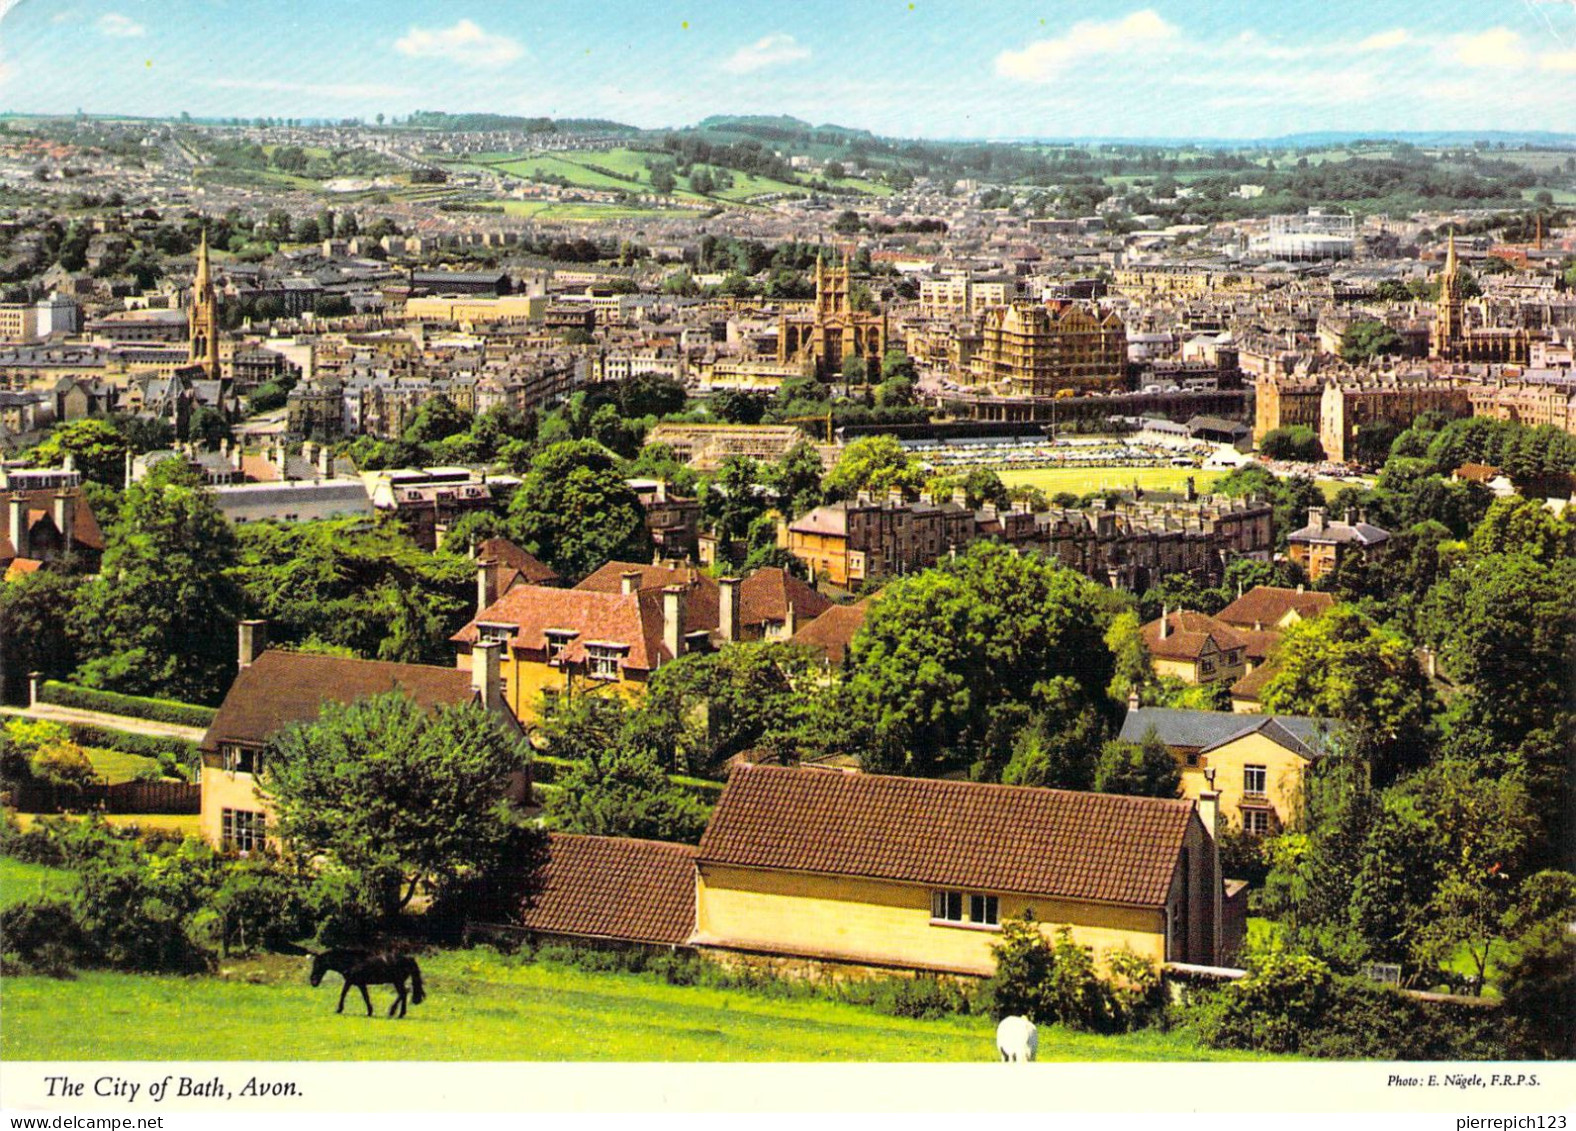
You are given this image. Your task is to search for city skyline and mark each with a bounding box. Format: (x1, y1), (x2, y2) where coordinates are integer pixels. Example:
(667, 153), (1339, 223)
(0, 0), (1574, 139)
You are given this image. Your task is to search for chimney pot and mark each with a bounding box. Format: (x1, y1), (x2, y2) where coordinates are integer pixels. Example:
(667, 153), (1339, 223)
(7, 493), (28, 559)
(53, 490), (74, 551)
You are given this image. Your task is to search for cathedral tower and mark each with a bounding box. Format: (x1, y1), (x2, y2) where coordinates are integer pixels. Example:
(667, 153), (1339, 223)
(1431, 229), (1462, 360)
(189, 229), (221, 380)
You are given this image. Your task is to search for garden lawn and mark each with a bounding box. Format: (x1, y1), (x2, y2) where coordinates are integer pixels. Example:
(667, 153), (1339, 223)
(0, 854), (76, 909)
(10, 812), (202, 837)
(82, 747), (163, 784)
(997, 467), (1223, 497)
(0, 950), (1280, 1062)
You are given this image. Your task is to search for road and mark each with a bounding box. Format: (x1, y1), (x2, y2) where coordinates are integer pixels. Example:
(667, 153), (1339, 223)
(0, 703), (209, 744)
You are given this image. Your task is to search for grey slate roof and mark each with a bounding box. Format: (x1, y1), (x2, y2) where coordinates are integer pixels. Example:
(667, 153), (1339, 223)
(1119, 707), (1336, 759)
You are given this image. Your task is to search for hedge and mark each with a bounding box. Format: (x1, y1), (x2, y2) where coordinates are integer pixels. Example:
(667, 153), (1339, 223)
(530, 755), (724, 804)
(39, 682), (217, 729)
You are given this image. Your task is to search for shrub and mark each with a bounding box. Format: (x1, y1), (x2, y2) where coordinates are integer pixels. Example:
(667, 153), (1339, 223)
(38, 681), (217, 728)
(1105, 947), (1165, 1032)
(0, 898), (89, 976)
(984, 910), (1056, 1022)
(3, 718), (70, 759)
(1193, 948), (1334, 1054)
(885, 974), (973, 1020)
(30, 740), (99, 790)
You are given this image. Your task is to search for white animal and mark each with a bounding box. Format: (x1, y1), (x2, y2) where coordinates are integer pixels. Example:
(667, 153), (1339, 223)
(995, 1015), (1038, 1062)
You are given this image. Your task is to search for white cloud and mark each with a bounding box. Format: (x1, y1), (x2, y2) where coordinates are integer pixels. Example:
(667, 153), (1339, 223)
(1356, 28), (1409, 51)
(393, 19), (522, 67)
(1450, 28), (1528, 68)
(721, 33), (811, 75)
(996, 9), (1178, 82)
(205, 78), (415, 100)
(95, 12), (145, 38)
(1539, 49), (1576, 72)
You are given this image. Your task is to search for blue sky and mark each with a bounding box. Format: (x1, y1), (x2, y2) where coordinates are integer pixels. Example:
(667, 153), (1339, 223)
(0, 1), (1572, 138)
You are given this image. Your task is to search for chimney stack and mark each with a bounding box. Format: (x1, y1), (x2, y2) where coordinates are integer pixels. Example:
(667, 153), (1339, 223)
(52, 490), (74, 551)
(470, 639), (502, 714)
(718, 576), (741, 643)
(1159, 604), (1171, 639)
(662, 584), (686, 662)
(1308, 506), (1326, 531)
(784, 600), (798, 639)
(1185, 476), (1197, 502)
(238, 619), (268, 671)
(317, 444), (332, 477)
(621, 569), (643, 597)
(7, 493), (27, 559)
(1128, 687), (1140, 712)
(476, 557), (498, 613)
(1197, 787), (1224, 964)
(888, 484), (906, 506)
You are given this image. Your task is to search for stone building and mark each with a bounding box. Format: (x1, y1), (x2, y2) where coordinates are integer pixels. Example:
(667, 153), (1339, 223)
(967, 300), (1126, 396)
(776, 249), (886, 380)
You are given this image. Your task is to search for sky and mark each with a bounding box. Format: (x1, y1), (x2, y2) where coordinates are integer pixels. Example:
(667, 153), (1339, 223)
(0, 0), (1573, 139)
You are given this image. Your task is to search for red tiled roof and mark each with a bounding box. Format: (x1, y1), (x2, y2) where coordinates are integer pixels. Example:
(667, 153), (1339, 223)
(697, 765), (1194, 908)
(740, 568), (832, 628)
(1229, 660), (1281, 705)
(518, 833), (697, 946)
(0, 490), (104, 559)
(789, 600), (869, 666)
(1141, 610), (1247, 662)
(478, 536), (560, 589)
(575, 561), (719, 636)
(453, 583), (670, 671)
(1216, 586), (1334, 631)
(202, 649), (480, 751)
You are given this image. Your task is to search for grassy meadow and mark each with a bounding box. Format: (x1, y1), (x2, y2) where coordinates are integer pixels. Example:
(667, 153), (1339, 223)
(0, 949), (1279, 1062)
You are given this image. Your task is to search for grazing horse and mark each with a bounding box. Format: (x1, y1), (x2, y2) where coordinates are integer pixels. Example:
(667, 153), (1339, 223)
(996, 1015), (1038, 1062)
(309, 949), (426, 1019)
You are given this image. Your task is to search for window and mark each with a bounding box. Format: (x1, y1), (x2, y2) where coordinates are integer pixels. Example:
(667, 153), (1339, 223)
(223, 744), (262, 775)
(969, 894), (1000, 926)
(222, 808), (267, 853)
(1184, 751), (1200, 768)
(587, 645), (621, 681)
(1243, 765), (1268, 796)
(932, 890), (963, 922)
(931, 890), (999, 928)
(477, 622), (513, 645)
(544, 630), (577, 665)
(1244, 810), (1271, 836)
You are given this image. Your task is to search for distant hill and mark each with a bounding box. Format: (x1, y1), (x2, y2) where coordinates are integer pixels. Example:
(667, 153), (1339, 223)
(992, 129), (1576, 149)
(404, 111), (638, 135)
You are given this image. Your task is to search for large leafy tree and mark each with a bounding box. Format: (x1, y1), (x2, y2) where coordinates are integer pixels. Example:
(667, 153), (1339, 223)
(508, 440), (651, 581)
(821, 434), (925, 502)
(842, 542), (1118, 777)
(232, 516), (471, 664)
(0, 569), (83, 702)
(1092, 728), (1180, 798)
(70, 461), (242, 703)
(1258, 605), (1432, 780)
(263, 693), (528, 917)
(24, 419), (127, 486)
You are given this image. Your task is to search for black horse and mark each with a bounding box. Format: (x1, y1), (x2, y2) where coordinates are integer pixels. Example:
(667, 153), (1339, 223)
(309, 949), (426, 1018)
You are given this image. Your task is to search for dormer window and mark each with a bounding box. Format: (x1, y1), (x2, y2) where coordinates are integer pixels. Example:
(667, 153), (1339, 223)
(585, 643), (627, 681)
(477, 622), (513, 645)
(544, 629), (578, 665)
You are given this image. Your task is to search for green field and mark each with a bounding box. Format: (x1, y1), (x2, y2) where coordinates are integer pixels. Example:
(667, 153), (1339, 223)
(997, 466), (1223, 497)
(10, 811), (202, 837)
(483, 200), (678, 223)
(0, 949), (1275, 1062)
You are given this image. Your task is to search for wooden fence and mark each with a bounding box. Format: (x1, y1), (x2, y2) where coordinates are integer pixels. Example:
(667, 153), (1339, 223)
(6, 780), (201, 815)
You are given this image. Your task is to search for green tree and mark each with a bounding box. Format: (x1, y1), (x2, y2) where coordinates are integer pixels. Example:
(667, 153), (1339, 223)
(0, 568), (83, 701)
(1258, 606), (1430, 779)
(1092, 727), (1180, 798)
(765, 440), (827, 519)
(1259, 426), (1324, 462)
(822, 434), (924, 502)
(25, 419), (127, 486)
(70, 460), (242, 702)
(403, 395), (470, 444)
(1467, 496), (1572, 565)
(263, 693), (528, 917)
(508, 441), (652, 581)
(1339, 320), (1404, 363)
(843, 543), (1118, 776)
(544, 745), (709, 844)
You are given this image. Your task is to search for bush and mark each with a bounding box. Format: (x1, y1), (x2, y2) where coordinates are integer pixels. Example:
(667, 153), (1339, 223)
(983, 913), (1141, 1033)
(0, 898), (89, 976)
(30, 740), (99, 790)
(38, 681), (217, 728)
(3, 718), (70, 760)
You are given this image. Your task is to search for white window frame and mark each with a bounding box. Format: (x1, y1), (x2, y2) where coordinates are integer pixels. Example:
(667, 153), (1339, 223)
(931, 889), (1001, 929)
(586, 644), (623, 681)
(544, 629), (577, 665)
(1244, 764), (1268, 796)
(221, 808), (267, 853)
